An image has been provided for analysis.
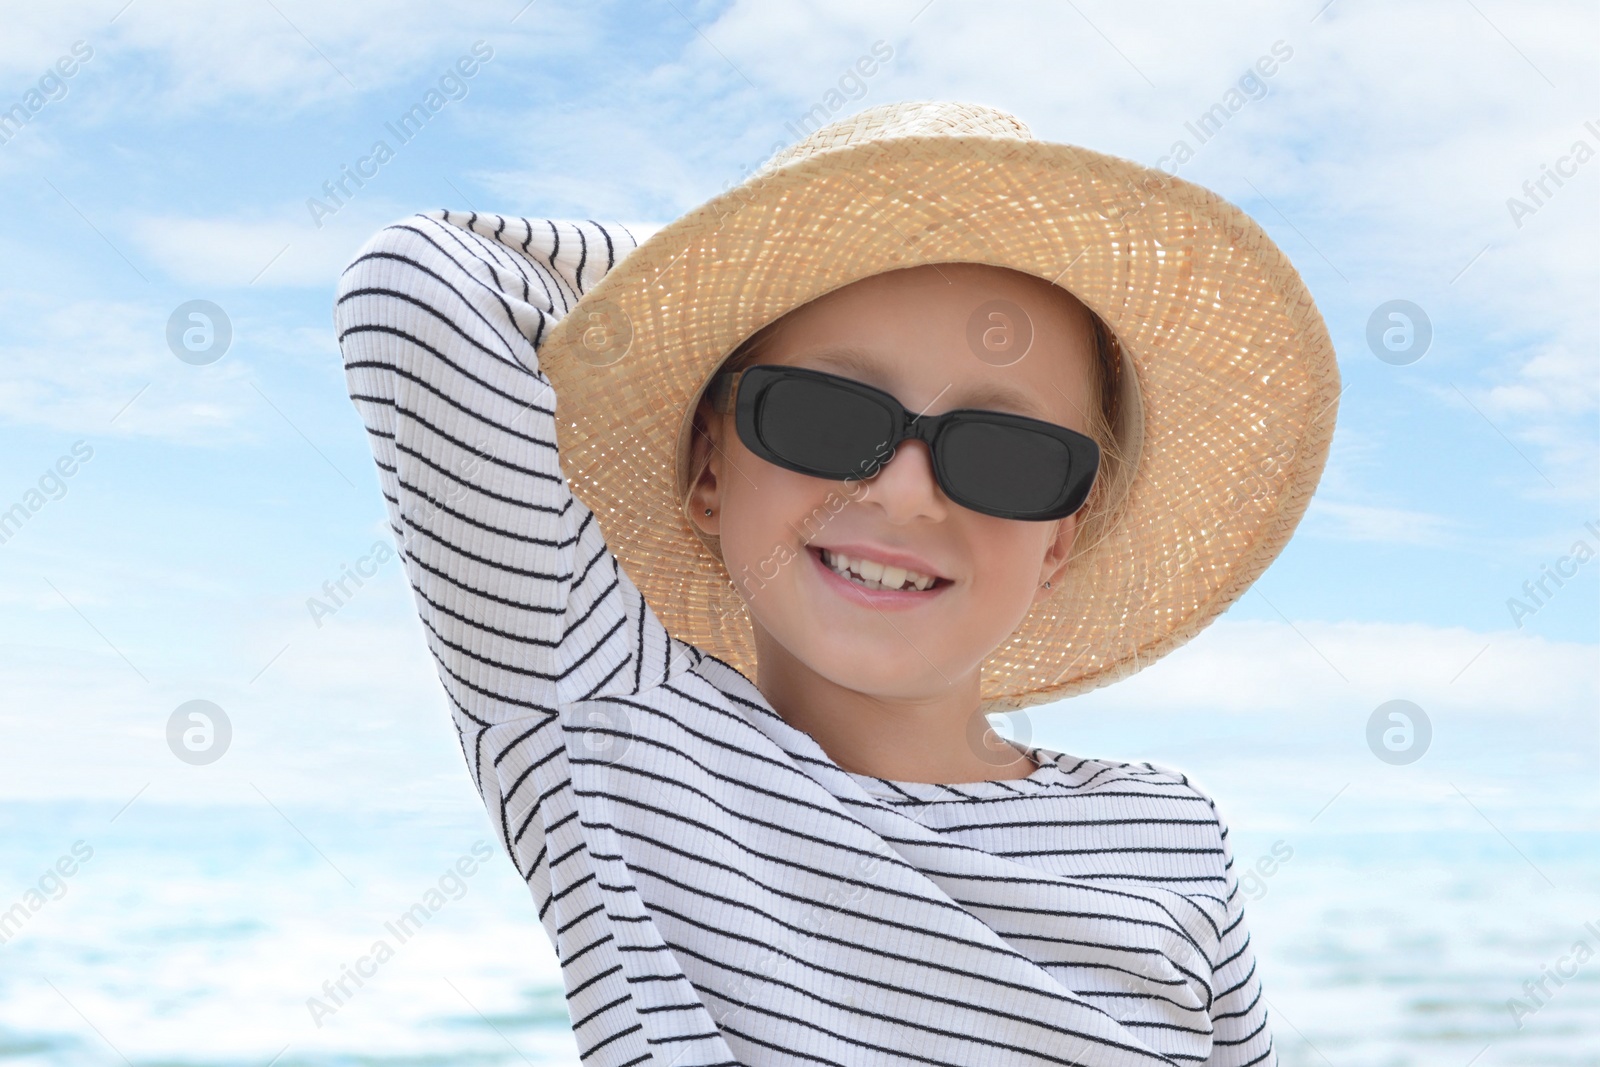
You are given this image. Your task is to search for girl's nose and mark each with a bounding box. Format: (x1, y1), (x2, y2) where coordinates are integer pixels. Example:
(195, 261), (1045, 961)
(855, 438), (949, 522)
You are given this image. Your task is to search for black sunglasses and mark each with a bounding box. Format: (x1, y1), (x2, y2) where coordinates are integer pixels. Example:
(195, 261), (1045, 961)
(708, 363), (1099, 521)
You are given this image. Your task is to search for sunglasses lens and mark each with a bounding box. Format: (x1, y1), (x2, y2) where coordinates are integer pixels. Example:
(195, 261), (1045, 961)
(938, 420), (1079, 517)
(738, 366), (1095, 519)
(758, 376), (896, 478)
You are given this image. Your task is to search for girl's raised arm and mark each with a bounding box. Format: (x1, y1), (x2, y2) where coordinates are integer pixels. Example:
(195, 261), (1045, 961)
(332, 210), (693, 901)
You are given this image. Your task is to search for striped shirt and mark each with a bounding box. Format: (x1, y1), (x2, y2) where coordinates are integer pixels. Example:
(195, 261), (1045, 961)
(333, 209), (1277, 1067)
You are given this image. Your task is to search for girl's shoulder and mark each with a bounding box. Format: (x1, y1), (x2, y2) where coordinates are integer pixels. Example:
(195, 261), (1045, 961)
(1046, 752), (1234, 827)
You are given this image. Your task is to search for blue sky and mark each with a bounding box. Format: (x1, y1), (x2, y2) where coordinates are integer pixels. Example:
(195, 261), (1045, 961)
(0, 0), (1595, 833)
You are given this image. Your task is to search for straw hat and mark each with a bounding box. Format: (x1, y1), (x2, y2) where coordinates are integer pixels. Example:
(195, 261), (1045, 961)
(536, 100), (1340, 715)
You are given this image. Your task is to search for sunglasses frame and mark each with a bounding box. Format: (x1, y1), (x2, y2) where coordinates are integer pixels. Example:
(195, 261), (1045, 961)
(707, 363), (1100, 522)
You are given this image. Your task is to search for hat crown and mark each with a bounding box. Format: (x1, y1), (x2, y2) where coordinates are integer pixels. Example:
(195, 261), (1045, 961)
(759, 100), (1033, 174)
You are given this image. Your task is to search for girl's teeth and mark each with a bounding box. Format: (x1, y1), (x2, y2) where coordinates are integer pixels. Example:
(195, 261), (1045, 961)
(821, 549), (936, 592)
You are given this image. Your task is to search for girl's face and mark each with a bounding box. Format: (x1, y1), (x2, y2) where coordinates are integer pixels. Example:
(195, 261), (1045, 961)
(689, 263), (1099, 708)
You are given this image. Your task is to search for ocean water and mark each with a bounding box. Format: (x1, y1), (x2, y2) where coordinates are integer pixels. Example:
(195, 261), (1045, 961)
(1, 800), (1596, 1066)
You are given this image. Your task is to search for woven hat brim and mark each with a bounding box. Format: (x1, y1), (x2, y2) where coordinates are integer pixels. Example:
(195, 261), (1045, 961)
(537, 134), (1341, 714)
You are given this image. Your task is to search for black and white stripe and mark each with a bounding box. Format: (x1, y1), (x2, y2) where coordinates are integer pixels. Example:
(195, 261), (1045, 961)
(334, 209), (1277, 1067)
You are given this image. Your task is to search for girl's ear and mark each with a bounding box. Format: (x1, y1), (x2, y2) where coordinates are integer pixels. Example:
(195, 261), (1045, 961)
(686, 406), (726, 537)
(1033, 515), (1078, 604)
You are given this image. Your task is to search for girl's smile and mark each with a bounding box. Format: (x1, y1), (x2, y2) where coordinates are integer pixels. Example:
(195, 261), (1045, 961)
(807, 542), (953, 606)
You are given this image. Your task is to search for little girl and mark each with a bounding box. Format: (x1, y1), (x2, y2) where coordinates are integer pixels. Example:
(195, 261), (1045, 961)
(335, 101), (1338, 1066)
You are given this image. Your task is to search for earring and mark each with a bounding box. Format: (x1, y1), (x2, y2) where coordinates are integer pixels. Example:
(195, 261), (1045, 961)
(1043, 580), (1051, 589)
(704, 507), (713, 516)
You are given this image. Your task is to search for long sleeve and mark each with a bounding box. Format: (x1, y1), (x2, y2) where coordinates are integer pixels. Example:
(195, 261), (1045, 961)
(332, 209), (699, 921)
(1202, 802), (1277, 1067)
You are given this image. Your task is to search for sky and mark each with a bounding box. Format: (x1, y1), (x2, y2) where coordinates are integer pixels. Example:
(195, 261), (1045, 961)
(0, 0), (1595, 839)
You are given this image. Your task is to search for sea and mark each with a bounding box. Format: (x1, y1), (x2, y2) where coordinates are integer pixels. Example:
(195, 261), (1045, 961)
(2, 800), (1597, 1066)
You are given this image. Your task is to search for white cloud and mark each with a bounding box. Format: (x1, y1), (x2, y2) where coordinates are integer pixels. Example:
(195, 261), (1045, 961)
(1024, 615), (1598, 832)
(1057, 616), (1595, 719)
(1299, 497), (1457, 546)
(0, 1), (608, 112)
(127, 208), (379, 290)
(0, 295), (258, 441)
(0, 589), (461, 811)
(0, 286), (356, 442)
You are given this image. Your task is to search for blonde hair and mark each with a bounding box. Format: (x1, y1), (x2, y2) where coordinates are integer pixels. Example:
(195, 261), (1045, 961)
(680, 274), (1132, 566)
